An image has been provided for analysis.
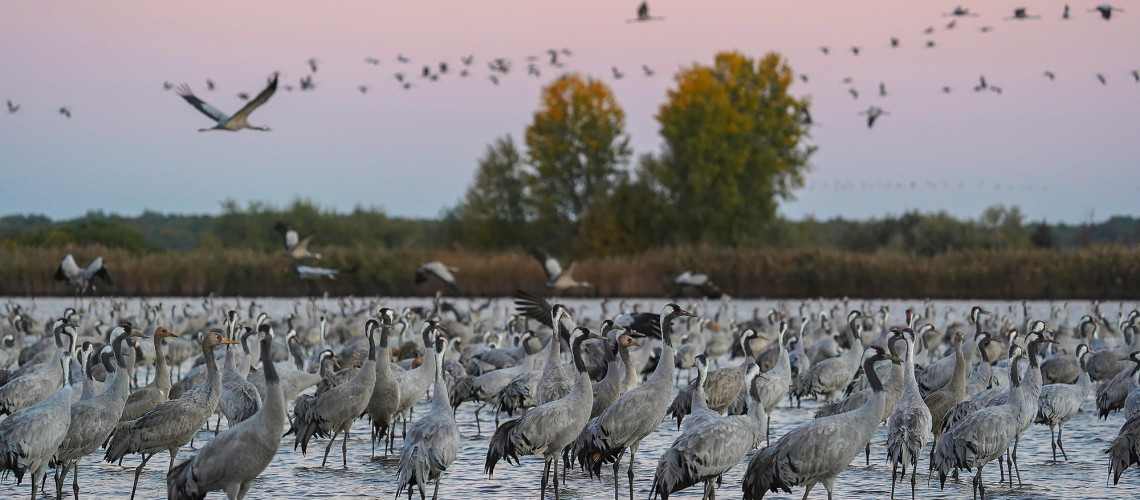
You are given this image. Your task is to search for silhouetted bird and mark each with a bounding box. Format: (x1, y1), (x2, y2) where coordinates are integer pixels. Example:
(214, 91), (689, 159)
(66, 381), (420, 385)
(395, 73), (404, 82)
(1063, 4), (1071, 19)
(629, 1), (663, 22)
(859, 106), (889, 128)
(206, 79), (215, 91)
(849, 88), (859, 99)
(800, 74), (809, 83)
(440, 62), (448, 74)
(946, 20), (957, 29)
(397, 54), (409, 63)
(974, 75), (988, 91)
(59, 107), (71, 118)
(6, 100), (18, 113)
(163, 81), (174, 91)
(1044, 71), (1056, 81)
(924, 26), (935, 34)
(422, 66), (431, 78)
(820, 46), (830, 55)
(612, 67), (624, 79)
(237, 93), (249, 101)
(926, 40), (936, 48)
(851, 46), (861, 56)
(358, 85), (369, 94)
(308, 57), (319, 73)
(1007, 8), (1040, 20)
(1089, 4), (1122, 20)
(1132, 70), (1139, 82)
(365, 57), (380, 65)
(1097, 73), (1107, 85)
(642, 65), (655, 77)
(944, 6), (979, 17)
(300, 75), (314, 90)
(175, 73), (278, 132)
(942, 86), (952, 93)
(890, 37), (899, 48)
(879, 83), (887, 96)
(488, 75), (499, 85)
(979, 26), (994, 32)
(462, 55), (474, 66)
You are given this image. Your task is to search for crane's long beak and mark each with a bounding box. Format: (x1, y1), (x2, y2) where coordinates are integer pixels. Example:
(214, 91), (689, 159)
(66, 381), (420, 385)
(220, 338), (240, 345)
(886, 354), (905, 364)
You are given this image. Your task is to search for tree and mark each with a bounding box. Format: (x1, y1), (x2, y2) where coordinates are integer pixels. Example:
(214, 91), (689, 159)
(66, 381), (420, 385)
(456, 135), (532, 249)
(648, 51), (814, 245)
(573, 155), (664, 256)
(1030, 222), (1057, 249)
(525, 74), (632, 247)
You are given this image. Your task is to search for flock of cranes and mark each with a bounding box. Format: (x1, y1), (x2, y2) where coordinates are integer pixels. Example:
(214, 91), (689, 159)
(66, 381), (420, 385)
(2, 291), (1140, 499)
(5, 2), (1134, 132)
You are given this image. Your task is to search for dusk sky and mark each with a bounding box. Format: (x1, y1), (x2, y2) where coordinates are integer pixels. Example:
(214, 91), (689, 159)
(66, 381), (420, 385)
(1, 0), (1137, 224)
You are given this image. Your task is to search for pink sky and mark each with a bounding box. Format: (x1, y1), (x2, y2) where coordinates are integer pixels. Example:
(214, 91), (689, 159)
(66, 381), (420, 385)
(1, 0), (1137, 223)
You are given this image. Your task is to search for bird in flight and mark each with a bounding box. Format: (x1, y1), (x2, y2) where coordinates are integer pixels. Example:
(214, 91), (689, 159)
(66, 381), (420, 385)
(1089, 4), (1123, 20)
(176, 73), (278, 132)
(944, 6), (979, 17)
(365, 57), (380, 65)
(1044, 71), (1055, 80)
(59, 107), (71, 118)
(642, 65), (655, 77)
(1006, 8), (1040, 20)
(206, 79), (215, 91)
(274, 222), (321, 260)
(612, 66), (625, 79)
(628, 1), (663, 22)
(1097, 73), (1107, 85)
(858, 106), (889, 128)
(6, 100), (18, 113)
(308, 57), (319, 72)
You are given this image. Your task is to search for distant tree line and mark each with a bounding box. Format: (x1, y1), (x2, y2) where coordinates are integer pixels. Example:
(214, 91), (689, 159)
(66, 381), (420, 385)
(1, 51), (1138, 260)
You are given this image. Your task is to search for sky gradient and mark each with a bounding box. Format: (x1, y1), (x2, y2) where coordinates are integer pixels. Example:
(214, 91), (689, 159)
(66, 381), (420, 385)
(1, 0), (1137, 224)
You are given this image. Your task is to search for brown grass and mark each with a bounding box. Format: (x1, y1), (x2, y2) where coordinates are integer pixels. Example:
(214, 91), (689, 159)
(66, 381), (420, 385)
(3, 244), (1138, 299)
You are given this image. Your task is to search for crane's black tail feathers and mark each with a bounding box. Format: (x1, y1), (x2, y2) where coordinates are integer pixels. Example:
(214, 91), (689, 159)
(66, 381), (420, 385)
(485, 418), (522, 476)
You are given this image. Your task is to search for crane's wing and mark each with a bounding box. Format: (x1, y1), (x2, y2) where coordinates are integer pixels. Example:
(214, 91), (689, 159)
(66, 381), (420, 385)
(529, 248), (562, 280)
(229, 73), (278, 122)
(86, 257), (112, 285)
(176, 84), (229, 123)
(638, 1), (648, 18)
(55, 254), (80, 282)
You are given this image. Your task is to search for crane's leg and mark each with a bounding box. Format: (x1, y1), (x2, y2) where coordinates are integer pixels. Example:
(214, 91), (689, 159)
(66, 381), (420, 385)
(416, 480), (426, 500)
(800, 482), (814, 500)
(553, 455), (561, 500)
(130, 453), (153, 500)
(223, 483), (240, 500)
(703, 478), (715, 500)
(73, 459), (82, 500)
(910, 456), (918, 500)
(1048, 425), (1057, 461)
(342, 425), (350, 467)
(998, 451), (1005, 483)
(540, 455), (551, 500)
(169, 447), (180, 471)
(474, 403), (484, 435)
(612, 448), (626, 500)
(627, 446), (638, 500)
(371, 425), (377, 459)
(1058, 425), (1068, 461)
(1011, 435), (1022, 486)
(432, 478), (441, 500)
(389, 422), (397, 454)
(865, 443), (870, 466)
(976, 464), (986, 500)
(890, 460), (898, 499)
(926, 436), (937, 485)
(53, 462), (66, 500)
(239, 480), (252, 499)
(322, 430), (340, 467)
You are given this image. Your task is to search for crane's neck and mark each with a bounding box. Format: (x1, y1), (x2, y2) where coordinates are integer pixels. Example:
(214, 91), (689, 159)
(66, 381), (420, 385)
(619, 343), (637, 392)
(948, 341), (967, 392)
(153, 335), (170, 392)
(902, 339), (920, 394)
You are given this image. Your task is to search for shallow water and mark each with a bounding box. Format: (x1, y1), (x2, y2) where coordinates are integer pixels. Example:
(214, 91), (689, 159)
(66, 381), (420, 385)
(5, 297), (1139, 499)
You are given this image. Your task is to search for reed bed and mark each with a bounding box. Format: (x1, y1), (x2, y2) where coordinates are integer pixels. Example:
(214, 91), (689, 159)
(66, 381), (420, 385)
(1, 244), (1137, 299)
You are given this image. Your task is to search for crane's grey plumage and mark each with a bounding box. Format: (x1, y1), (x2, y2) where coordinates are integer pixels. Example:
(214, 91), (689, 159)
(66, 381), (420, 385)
(537, 305), (575, 405)
(52, 323), (147, 499)
(530, 249), (592, 290)
(751, 321), (793, 444)
(591, 329), (642, 419)
(396, 334), (460, 500)
(922, 330), (970, 468)
(367, 309), (402, 458)
(917, 306), (990, 394)
(487, 327), (603, 500)
(175, 73), (278, 132)
(652, 354), (764, 500)
(1107, 406), (1140, 484)
(792, 311), (865, 402)
(0, 346), (73, 500)
(415, 261), (463, 296)
(743, 346), (903, 500)
(292, 319), (379, 467)
(120, 327), (178, 421)
(885, 329), (931, 500)
(1, 321), (73, 414)
(218, 327), (262, 432)
(571, 304), (697, 500)
(391, 321), (439, 442)
(932, 347), (1031, 500)
(669, 329), (762, 428)
(168, 325), (286, 500)
(105, 331), (238, 500)
(1097, 351), (1140, 418)
(1035, 344), (1091, 461)
(54, 254), (112, 296)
